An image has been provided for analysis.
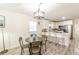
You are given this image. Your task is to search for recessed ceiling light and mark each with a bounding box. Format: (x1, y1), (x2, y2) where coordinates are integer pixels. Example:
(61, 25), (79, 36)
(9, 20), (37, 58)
(61, 16), (66, 20)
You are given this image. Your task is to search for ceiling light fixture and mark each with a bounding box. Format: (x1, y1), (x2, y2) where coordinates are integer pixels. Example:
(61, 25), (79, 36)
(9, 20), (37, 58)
(61, 16), (66, 20)
(34, 3), (45, 20)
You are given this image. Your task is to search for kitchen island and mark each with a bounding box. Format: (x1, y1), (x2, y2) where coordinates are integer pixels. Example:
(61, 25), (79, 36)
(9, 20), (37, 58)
(42, 31), (71, 47)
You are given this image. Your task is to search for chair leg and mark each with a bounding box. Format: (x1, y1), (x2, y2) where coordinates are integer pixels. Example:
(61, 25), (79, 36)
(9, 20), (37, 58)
(39, 48), (41, 55)
(45, 44), (46, 52)
(30, 52), (32, 55)
(29, 48), (32, 55)
(21, 49), (24, 55)
(21, 49), (22, 55)
(29, 50), (32, 55)
(23, 49), (24, 53)
(39, 52), (41, 55)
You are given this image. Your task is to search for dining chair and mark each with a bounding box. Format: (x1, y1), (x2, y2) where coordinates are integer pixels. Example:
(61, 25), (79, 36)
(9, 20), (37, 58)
(19, 37), (29, 55)
(29, 41), (42, 55)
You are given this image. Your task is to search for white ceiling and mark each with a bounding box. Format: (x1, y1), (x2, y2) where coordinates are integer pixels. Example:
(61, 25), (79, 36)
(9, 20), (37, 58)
(0, 3), (79, 21)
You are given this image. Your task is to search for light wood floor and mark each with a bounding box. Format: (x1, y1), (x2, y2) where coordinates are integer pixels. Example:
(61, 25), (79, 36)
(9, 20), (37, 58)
(2, 41), (70, 55)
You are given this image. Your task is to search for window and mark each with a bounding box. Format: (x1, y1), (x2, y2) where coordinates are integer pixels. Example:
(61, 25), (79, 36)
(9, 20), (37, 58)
(29, 21), (37, 33)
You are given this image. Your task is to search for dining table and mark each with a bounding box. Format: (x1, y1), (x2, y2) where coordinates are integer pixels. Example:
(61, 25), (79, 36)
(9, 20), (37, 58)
(25, 36), (42, 42)
(25, 36), (47, 52)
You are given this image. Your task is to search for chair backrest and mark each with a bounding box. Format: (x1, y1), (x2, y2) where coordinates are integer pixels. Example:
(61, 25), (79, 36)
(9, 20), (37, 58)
(29, 41), (42, 54)
(42, 35), (47, 41)
(19, 37), (23, 48)
(42, 35), (47, 38)
(29, 41), (42, 53)
(30, 41), (42, 47)
(42, 35), (47, 44)
(30, 34), (37, 41)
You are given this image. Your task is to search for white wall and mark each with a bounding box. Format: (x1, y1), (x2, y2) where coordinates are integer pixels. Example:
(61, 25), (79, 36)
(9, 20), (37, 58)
(73, 19), (79, 54)
(0, 9), (50, 51)
(0, 9), (34, 51)
(37, 19), (50, 36)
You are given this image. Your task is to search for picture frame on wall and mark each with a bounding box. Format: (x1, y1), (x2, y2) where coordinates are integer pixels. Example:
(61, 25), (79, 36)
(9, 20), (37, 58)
(0, 15), (5, 28)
